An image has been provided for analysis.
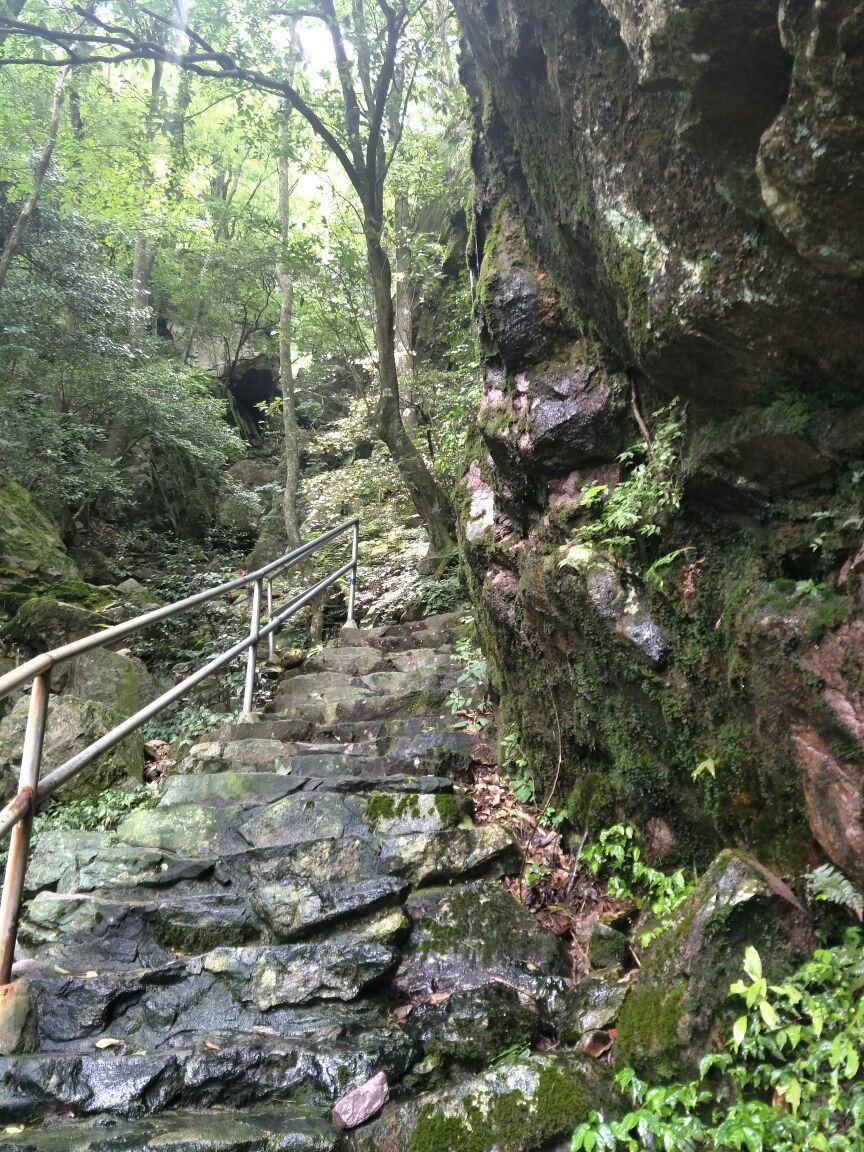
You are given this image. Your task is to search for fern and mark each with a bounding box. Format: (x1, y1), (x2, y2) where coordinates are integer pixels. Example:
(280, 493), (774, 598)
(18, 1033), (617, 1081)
(805, 863), (864, 919)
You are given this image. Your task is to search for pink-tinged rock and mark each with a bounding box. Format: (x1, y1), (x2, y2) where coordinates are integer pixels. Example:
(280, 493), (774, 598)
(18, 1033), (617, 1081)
(331, 1072), (389, 1130)
(793, 725), (864, 888)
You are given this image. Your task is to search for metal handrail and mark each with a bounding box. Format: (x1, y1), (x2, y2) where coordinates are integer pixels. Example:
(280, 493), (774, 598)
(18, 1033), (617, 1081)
(0, 517), (360, 983)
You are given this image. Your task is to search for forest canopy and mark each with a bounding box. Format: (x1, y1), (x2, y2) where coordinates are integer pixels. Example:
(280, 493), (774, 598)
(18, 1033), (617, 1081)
(0, 0), (475, 550)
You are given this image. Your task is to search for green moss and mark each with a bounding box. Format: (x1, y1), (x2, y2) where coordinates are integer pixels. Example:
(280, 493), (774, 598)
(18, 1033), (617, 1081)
(616, 980), (687, 1080)
(433, 792), (459, 824)
(407, 1063), (590, 1152)
(363, 791), (421, 823)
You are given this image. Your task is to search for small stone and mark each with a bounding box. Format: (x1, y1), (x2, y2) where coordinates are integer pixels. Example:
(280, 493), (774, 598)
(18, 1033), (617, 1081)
(0, 980), (33, 1056)
(332, 1071), (389, 1130)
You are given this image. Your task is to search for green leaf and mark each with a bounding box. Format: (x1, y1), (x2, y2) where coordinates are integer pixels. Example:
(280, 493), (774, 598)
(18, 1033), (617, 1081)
(758, 999), (778, 1029)
(743, 946), (762, 983)
(692, 758), (716, 780)
(779, 1076), (801, 1115)
(732, 1015), (748, 1048)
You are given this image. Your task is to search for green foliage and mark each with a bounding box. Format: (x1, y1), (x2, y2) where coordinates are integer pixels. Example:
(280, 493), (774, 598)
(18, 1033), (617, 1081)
(572, 931), (864, 1152)
(0, 206), (244, 527)
(581, 824), (693, 946)
(805, 864), (864, 920)
(0, 785), (160, 869)
(560, 402), (687, 573)
(446, 627), (489, 732)
(500, 727), (536, 804)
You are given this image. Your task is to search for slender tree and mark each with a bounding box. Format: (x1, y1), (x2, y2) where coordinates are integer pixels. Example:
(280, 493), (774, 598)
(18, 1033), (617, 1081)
(0, 64), (69, 295)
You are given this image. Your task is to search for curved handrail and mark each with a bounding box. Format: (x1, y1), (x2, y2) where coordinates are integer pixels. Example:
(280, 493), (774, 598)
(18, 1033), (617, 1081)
(0, 516), (360, 982)
(0, 517), (359, 702)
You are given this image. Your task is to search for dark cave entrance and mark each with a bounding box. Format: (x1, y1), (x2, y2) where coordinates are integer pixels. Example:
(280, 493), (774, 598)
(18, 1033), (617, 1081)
(227, 355), (278, 440)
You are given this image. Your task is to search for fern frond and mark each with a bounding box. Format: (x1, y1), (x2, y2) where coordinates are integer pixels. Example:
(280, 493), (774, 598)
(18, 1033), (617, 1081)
(805, 863), (864, 920)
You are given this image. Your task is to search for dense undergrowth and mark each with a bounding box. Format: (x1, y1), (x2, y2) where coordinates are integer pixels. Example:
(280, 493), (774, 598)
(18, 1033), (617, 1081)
(573, 932), (864, 1152)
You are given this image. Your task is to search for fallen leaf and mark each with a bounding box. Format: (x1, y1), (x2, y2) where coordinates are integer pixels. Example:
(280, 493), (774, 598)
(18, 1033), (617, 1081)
(84, 970), (98, 979)
(204, 1041), (221, 1051)
(392, 1004), (413, 1021)
(428, 990), (452, 1005)
(94, 1038), (122, 1049)
(251, 1025), (277, 1037)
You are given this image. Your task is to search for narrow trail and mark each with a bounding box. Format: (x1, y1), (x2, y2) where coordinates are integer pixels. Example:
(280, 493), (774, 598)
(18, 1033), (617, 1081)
(0, 613), (600, 1151)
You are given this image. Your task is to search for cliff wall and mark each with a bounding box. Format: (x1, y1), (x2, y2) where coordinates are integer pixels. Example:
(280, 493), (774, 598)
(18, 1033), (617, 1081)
(454, 0), (864, 879)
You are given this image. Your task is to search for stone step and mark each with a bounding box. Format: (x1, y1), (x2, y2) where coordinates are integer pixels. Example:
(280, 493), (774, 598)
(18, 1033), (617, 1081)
(0, 1104), (339, 1151)
(0, 1011), (415, 1121)
(157, 770), (454, 808)
(0, 612), (543, 1143)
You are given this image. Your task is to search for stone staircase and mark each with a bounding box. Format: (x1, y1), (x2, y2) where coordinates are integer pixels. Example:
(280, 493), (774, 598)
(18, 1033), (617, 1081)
(0, 613), (600, 1151)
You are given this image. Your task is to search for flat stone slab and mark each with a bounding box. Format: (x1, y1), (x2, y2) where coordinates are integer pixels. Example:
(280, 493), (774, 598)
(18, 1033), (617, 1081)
(0, 1108), (339, 1151)
(301, 648), (385, 676)
(250, 876), (407, 941)
(159, 773), (303, 809)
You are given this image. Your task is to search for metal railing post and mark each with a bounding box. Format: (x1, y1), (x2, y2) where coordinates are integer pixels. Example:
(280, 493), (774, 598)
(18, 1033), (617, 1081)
(267, 581), (275, 662)
(0, 671), (50, 984)
(347, 521), (359, 625)
(243, 579), (262, 716)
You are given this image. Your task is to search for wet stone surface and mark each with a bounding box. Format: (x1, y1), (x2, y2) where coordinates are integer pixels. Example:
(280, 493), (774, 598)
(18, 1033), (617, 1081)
(3, 615), (598, 1148)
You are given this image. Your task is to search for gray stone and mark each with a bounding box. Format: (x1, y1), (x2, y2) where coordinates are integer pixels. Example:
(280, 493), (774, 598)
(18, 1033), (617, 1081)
(203, 941), (397, 1007)
(396, 880), (564, 1003)
(250, 877), (406, 941)
(159, 772), (303, 809)
(0, 695), (142, 804)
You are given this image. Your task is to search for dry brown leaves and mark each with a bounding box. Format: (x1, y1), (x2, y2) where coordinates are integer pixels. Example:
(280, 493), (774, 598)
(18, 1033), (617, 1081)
(467, 763), (625, 982)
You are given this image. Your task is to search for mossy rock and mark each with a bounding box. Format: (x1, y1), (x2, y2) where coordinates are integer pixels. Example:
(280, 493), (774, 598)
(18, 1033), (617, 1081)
(345, 1052), (605, 1152)
(588, 922), (630, 970)
(616, 849), (813, 1079)
(60, 649), (161, 719)
(0, 479), (80, 604)
(0, 695), (142, 804)
(9, 597), (111, 650)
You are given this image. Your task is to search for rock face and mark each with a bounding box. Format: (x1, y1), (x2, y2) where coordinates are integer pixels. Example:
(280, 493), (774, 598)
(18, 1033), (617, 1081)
(0, 695), (144, 803)
(0, 615), (599, 1151)
(453, 0), (864, 879)
(0, 479), (81, 610)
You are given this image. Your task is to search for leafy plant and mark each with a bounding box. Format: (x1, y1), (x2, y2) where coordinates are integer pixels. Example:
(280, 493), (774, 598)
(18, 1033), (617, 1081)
(499, 728), (535, 805)
(560, 402), (687, 575)
(445, 627), (489, 733)
(581, 824), (693, 946)
(572, 931), (864, 1152)
(0, 785), (160, 870)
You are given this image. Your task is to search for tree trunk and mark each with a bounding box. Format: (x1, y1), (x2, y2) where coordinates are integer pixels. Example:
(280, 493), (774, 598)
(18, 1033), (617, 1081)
(0, 64), (69, 296)
(365, 222), (455, 555)
(277, 157), (301, 551)
(130, 233), (155, 338)
(393, 192), (413, 383)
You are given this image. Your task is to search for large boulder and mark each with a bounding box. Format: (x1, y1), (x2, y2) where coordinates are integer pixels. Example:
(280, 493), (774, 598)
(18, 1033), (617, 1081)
(0, 695), (143, 803)
(0, 479), (80, 611)
(9, 598), (111, 650)
(59, 649), (162, 716)
(616, 850), (813, 1079)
